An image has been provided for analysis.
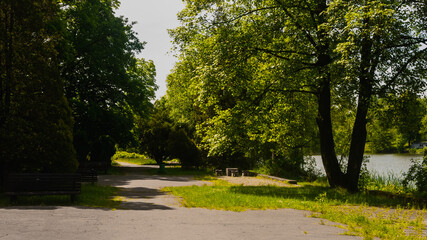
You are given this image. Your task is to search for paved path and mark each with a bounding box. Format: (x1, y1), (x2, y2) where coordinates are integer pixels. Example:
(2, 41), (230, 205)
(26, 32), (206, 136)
(0, 163), (361, 240)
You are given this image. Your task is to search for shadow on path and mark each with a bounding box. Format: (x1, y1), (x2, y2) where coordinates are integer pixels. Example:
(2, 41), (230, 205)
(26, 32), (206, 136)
(97, 165), (204, 211)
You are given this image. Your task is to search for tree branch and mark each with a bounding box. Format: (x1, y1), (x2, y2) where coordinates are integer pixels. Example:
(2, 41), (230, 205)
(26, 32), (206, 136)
(213, 6), (279, 25)
(252, 47), (317, 66)
(274, 0), (318, 49)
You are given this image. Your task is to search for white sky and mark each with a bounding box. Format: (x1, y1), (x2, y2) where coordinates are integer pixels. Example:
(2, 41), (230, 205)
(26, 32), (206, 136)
(114, 0), (185, 99)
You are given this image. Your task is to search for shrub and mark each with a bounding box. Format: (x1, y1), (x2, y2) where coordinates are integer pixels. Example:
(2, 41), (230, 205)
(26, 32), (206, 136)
(402, 154), (427, 197)
(167, 129), (201, 169)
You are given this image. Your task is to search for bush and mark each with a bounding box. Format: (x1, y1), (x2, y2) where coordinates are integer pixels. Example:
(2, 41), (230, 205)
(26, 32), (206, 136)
(402, 154), (427, 197)
(168, 128), (202, 169)
(112, 151), (147, 160)
(90, 135), (116, 163)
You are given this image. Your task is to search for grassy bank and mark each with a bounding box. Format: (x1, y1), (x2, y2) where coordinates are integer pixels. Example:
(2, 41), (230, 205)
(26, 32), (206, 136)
(112, 151), (156, 165)
(163, 179), (426, 239)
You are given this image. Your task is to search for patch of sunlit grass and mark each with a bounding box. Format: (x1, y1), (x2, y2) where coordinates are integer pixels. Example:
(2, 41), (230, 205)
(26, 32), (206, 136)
(162, 179), (426, 239)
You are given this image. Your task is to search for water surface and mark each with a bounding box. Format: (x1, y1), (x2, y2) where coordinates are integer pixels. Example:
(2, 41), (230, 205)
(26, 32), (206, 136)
(313, 154), (423, 178)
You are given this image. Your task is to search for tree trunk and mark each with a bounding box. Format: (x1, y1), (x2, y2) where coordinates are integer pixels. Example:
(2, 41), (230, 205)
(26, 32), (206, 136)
(313, 0), (347, 189)
(316, 77), (346, 187)
(345, 90), (370, 192)
(345, 34), (375, 192)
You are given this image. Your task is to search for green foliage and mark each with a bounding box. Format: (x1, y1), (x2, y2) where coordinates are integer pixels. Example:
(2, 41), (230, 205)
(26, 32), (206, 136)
(168, 0), (427, 190)
(138, 99), (202, 168)
(403, 155), (427, 198)
(138, 99), (173, 164)
(90, 135), (116, 164)
(112, 156), (156, 166)
(112, 151), (148, 160)
(59, 0), (157, 164)
(0, 0), (77, 173)
(367, 94), (426, 153)
(168, 128), (202, 169)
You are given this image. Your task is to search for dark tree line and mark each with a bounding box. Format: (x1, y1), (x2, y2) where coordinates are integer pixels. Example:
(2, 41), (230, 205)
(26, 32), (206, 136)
(0, 0), (156, 180)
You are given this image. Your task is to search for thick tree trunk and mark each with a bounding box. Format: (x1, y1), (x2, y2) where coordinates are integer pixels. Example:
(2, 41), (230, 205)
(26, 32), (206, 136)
(316, 78), (346, 187)
(345, 94), (369, 192)
(313, 0), (347, 189)
(345, 35), (375, 192)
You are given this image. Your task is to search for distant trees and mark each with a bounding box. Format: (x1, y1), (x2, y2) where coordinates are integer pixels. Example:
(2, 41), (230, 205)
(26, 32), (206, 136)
(138, 99), (202, 168)
(367, 93), (425, 153)
(0, 0), (77, 174)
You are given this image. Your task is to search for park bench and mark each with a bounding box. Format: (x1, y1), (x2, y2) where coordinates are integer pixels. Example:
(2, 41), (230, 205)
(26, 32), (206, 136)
(226, 168), (239, 177)
(241, 170), (257, 177)
(214, 169), (223, 176)
(229, 169), (239, 177)
(4, 173), (81, 202)
(79, 161), (110, 174)
(78, 168), (98, 184)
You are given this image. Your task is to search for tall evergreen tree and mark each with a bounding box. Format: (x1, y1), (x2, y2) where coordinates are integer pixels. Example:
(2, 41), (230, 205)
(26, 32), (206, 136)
(0, 0), (77, 176)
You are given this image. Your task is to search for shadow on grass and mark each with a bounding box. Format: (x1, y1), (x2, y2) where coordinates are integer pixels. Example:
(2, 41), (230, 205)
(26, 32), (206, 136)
(0, 184), (121, 210)
(0, 165), (212, 211)
(0, 183), (175, 211)
(229, 185), (424, 209)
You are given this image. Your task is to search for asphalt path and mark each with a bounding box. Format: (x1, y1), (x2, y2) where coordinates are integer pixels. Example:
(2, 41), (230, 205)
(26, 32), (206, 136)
(0, 163), (361, 240)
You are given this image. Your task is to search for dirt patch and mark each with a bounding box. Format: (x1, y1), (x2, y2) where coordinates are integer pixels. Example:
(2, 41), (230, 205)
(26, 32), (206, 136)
(218, 176), (298, 187)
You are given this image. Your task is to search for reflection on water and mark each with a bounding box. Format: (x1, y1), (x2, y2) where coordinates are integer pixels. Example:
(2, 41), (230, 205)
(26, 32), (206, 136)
(313, 154), (423, 178)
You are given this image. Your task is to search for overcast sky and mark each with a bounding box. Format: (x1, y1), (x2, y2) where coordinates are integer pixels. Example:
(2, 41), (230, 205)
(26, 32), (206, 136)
(115, 0), (185, 99)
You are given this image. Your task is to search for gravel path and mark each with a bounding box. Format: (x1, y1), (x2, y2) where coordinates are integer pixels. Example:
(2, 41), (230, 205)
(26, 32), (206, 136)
(0, 163), (361, 240)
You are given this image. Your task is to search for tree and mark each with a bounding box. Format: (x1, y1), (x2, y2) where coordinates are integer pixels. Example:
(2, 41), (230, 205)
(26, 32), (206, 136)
(0, 0), (77, 175)
(388, 92), (425, 148)
(366, 98), (397, 153)
(169, 0), (427, 191)
(59, 0), (157, 164)
(366, 93), (425, 153)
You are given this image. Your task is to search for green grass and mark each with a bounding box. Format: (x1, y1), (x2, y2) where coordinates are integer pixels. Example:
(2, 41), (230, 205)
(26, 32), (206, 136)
(113, 157), (157, 165)
(0, 184), (121, 209)
(163, 179), (426, 239)
(364, 171), (409, 194)
(112, 151), (157, 165)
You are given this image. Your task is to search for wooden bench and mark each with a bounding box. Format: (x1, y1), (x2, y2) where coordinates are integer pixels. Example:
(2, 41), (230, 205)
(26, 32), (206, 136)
(226, 168), (239, 176)
(79, 161), (110, 174)
(241, 170), (257, 177)
(214, 169), (223, 176)
(78, 169), (97, 184)
(229, 169), (239, 177)
(4, 173), (81, 202)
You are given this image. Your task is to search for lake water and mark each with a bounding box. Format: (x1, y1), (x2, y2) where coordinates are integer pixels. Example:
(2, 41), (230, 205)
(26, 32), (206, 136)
(312, 154), (423, 178)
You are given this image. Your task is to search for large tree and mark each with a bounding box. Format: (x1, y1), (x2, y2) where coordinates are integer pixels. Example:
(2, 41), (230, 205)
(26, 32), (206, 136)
(0, 0), (77, 175)
(59, 0), (157, 163)
(168, 0), (426, 191)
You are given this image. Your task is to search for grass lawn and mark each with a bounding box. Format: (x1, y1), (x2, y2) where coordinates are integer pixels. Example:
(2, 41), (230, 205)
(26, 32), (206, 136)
(163, 179), (426, 239)
(0, 184), (121, 209)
